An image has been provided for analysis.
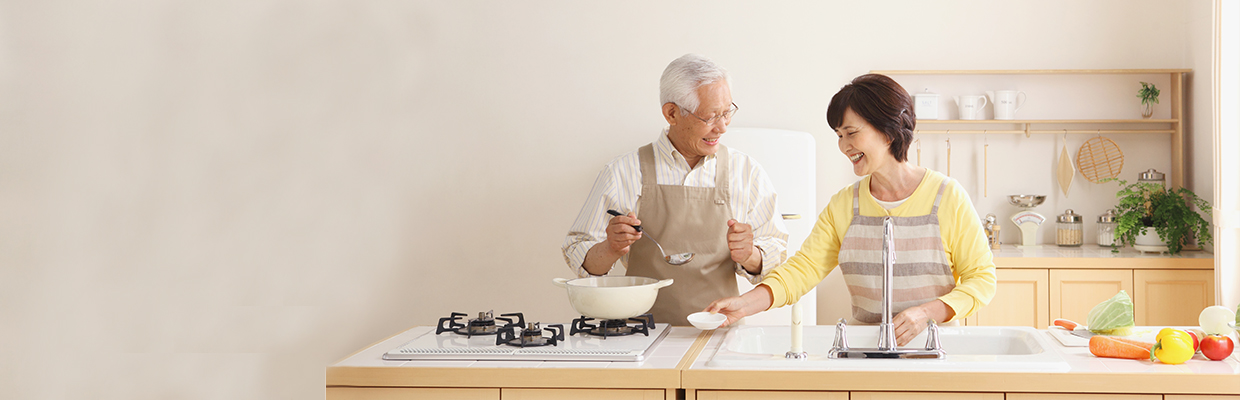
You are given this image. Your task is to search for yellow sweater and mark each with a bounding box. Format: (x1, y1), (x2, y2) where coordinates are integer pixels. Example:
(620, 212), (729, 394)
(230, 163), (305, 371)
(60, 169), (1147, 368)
(761, 170), (997, 322)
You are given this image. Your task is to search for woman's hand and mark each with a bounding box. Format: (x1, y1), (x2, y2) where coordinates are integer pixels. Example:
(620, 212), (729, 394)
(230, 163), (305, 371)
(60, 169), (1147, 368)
(891, 300), (954, 346)
(704, 285), (774, 327)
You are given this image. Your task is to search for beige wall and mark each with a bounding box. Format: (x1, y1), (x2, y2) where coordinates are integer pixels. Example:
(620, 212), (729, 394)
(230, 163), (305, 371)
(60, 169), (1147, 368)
(0, 1), (1219, 399)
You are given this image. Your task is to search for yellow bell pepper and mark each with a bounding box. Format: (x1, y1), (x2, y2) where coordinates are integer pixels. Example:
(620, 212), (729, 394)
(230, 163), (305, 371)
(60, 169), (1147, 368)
(1151, 328), (1194, 364)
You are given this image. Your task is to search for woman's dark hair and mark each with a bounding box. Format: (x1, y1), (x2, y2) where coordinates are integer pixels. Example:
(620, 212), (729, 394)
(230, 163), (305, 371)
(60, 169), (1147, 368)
(825, 74), (916, 162)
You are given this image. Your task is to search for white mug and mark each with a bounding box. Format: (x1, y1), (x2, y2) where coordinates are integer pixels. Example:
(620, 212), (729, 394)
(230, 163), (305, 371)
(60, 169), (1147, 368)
(954, 95), (988, 120)
(986, 90), (1027, 120)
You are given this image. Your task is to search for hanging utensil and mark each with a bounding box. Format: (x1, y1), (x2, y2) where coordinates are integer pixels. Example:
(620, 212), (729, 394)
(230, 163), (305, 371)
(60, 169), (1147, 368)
(1057, 130), (1074, 196)
(945, 134), (951, 177)
(915, 137), (921, 166)
(983, 132), (988, 197)
(1076, 132), (1125, 183)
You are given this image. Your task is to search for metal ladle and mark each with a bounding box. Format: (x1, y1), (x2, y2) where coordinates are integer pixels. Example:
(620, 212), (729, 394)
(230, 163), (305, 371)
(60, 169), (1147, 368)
(606, 210), (694, 265)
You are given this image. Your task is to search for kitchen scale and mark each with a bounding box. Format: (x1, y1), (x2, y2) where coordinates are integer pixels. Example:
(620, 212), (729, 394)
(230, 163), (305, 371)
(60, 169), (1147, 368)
(383, 324), (670, 361)
(1009, 195), (1046, 248)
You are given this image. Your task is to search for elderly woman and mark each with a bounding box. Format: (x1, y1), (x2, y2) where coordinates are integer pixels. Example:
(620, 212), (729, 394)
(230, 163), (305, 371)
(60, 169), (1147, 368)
(705, 74), (996, 345)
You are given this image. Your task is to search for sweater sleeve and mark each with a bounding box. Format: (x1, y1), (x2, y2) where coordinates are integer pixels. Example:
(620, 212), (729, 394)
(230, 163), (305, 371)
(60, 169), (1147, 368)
(760, 187), (852, 309)
(936, 182), (998, 321)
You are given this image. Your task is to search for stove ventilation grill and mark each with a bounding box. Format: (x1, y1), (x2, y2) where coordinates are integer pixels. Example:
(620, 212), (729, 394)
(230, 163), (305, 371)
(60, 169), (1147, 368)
(394, 348), (512, 355)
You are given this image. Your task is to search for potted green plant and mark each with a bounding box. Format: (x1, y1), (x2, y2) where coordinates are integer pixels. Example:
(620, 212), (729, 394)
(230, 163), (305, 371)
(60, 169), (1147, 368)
(1104, 177), (1211, 254)
(1138, 81), (1160, 119)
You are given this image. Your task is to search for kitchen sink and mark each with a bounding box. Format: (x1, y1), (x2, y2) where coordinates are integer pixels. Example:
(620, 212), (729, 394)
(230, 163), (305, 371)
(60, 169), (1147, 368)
(705, 325), (1069, 372)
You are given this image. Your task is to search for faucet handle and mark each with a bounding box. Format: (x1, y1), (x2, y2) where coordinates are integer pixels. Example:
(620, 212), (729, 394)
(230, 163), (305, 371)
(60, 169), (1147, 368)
(924, 320), (942, 351)
(832, 318), (850, 350)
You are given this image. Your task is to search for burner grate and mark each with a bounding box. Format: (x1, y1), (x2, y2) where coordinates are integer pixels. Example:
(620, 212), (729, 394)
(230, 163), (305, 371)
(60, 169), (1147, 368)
(436, 311), (524, 337)
(570, 314), (655, 338)
(497, 322), (564, 347)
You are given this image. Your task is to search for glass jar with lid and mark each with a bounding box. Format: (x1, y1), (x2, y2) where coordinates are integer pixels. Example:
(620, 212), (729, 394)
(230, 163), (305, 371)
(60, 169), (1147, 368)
(1056, 209), (1083, 247)
(1138, 168), (1166, 187)
(1097, 209), (1118, 247)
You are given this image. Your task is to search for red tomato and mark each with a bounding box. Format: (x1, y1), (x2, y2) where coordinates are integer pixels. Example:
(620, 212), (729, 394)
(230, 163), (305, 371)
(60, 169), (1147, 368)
(1186, 330), (1200, 352)
(1200, 335), (1235, 361)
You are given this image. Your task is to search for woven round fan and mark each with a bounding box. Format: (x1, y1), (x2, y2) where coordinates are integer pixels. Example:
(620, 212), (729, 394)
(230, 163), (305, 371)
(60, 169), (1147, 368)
(1076, 136), (1125, 183)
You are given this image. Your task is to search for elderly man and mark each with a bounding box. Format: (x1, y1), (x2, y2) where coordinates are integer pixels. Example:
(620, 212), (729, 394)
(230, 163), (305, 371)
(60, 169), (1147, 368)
(562, 54), (788, 326)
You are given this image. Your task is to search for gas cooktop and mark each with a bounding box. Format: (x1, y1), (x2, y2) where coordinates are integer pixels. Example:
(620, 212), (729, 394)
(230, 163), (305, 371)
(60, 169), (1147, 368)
(382, 311), (671, 362)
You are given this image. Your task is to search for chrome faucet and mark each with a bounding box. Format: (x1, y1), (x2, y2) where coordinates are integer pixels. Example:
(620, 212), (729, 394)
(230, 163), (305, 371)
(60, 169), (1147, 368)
(827, 216), (946, 359)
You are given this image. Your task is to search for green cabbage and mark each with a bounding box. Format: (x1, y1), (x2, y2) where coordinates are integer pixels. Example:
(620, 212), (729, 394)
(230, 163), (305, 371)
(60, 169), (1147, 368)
(1087, 290), (1135, 335)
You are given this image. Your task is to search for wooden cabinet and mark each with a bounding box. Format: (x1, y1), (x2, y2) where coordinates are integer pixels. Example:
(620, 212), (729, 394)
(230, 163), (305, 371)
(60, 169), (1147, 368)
(696, 391), (846, 400)
(851, 392), (1002, 400)
(502, 389), (667, 400)
(1050, 269), (1134, 323)
(966, 257), (1213, 328)
(966, 268), (1049, 328)
(327, 387), (499, 400)
(1008, 394), (1160, 400)
(1134, 269), (1215, 326)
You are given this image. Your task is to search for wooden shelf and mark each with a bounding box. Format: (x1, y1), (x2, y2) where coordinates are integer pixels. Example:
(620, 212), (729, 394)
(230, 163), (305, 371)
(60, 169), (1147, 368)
(872, 69), (1192, 75)
(873, 69), (1188, 188)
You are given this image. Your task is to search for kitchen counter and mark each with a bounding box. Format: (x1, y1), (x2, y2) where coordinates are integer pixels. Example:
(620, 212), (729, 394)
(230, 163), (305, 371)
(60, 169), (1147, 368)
(991, 244), (1213, 269)
(328, 325), (1239, 398)
(327, 325), (709, 398)
(683, 326), (1240, 396)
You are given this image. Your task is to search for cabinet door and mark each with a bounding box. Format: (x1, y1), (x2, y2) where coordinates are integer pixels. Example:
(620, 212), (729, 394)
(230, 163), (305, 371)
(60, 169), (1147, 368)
(966, 269), (1049, 328)
(328, 387), (499, 400)
(1134, 269), (1215, 326)
(1050, 269), (1133, 323)
(1008, 394), (1159, 400)
(502, 389), (666, 400)
(696, 391), (847, 400)
(851, 392), (1001, 400)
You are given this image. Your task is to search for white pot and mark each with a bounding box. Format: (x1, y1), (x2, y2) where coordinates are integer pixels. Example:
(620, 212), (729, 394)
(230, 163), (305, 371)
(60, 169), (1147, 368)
(552, 277), (673, 320)
(1134, 230), (1168, 247)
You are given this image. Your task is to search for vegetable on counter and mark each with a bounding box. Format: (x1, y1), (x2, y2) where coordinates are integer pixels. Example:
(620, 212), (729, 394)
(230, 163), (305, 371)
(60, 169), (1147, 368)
(1053, 319), (1079, 331)
(1200, 335), (1235, 361)
(1089, 336), (1154, 360)
(1150, 328), (1195, 365)
(1087, 291), (1135, 336)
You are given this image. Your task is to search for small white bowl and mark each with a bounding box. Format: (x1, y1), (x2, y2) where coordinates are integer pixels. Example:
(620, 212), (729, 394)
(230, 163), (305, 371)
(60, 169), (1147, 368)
(687, 312), (726, 330)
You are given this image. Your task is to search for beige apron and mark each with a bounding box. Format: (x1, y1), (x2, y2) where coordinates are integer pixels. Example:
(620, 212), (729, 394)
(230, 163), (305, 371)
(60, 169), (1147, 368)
(837, 178), (958, 325)
(627, 144), (738, 326)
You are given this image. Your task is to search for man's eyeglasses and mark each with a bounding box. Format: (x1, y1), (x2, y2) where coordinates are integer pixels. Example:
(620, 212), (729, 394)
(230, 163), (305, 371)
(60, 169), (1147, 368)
(677, 102), (738, 125)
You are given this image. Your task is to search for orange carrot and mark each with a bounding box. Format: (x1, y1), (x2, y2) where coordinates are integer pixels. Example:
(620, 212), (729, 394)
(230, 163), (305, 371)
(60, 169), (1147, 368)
(1089, 336), (1154, 360)
(1053, 319), (1079, 331)
(1106, 336), (1155, 351)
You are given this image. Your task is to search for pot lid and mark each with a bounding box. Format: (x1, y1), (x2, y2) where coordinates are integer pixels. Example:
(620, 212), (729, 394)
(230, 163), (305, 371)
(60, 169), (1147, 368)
(1057, 209), (1082, 223)
(913, 87), (938, 98)
(1138, 168), (1165, 182)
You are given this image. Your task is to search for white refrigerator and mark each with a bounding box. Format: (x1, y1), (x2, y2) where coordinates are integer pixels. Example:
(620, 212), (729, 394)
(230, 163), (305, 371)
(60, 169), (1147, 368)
(722, 127), (817, 325)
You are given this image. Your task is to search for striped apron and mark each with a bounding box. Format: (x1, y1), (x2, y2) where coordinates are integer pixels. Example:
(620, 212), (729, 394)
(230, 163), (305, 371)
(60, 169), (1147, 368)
(837, 179), (957, 324)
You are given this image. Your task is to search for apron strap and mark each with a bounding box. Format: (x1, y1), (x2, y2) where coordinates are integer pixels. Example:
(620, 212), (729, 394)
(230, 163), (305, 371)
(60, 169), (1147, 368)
(851, 181), (862, 215)
(930, 178), (951, 214)
(638, 144), (656, 187)
(713, 145), (730, 204)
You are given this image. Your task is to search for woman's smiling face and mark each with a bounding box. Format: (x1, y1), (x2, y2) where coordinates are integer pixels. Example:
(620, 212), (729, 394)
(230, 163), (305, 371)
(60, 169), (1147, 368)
(836, 107), (895, 177)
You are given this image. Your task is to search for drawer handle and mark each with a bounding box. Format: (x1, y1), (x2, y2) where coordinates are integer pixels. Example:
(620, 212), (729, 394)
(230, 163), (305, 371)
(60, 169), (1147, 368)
(782, 214), (801, 220)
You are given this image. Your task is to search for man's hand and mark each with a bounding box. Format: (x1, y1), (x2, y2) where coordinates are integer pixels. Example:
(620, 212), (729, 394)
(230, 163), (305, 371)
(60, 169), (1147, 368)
(726, 219), (758, 266)
(604, 212), (642, 257)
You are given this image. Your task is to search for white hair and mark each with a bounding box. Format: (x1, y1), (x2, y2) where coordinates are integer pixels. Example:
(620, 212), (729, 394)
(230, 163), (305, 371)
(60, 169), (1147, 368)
(659, 54), (731, 114)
